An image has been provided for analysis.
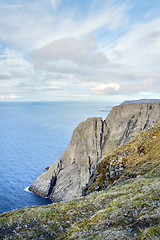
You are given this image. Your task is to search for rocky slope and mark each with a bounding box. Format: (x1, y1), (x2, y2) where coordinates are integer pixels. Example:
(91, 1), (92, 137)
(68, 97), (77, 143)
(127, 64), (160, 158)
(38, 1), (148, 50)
(83, 123), (160, 195)
(29, 102), (160, 201)
(0, 124), (160, 240)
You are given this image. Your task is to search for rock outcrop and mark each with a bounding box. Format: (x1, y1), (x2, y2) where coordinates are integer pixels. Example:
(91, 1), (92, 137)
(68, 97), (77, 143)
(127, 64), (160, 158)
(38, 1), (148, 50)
(1, 123), (160, 240)
(29, 159), (62, 199)
(83, 123), (160, 195)
(29, 102), (160, 201)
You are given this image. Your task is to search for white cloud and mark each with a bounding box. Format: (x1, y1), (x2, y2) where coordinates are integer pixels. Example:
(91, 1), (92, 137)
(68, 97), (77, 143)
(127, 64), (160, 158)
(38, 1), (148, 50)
(91, 83), (120, 95)
(29, 34), (108, 73)
(0, 48), (31, 79)
(0, 48), (38, 97)
(0, 95), (21, 100)
(30, 35), (97, 64)
(91, 78), (160, 95)
(0, 0), (129, 49)
(29, 27), (160, 98)
(107, 17), (160, 72)
(9, 95), (21, 99)
(0, 0), (160, 101)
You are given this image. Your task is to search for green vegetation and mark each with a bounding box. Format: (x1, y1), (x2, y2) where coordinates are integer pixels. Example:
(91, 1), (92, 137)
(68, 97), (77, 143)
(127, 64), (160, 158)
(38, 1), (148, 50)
(0, 172), (159, 239)
(0, 124), (160, 239)
(86, 123), (160, 194)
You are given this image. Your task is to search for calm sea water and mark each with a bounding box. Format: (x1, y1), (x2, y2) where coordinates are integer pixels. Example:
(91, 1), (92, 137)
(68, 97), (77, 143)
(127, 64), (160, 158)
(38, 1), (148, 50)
(0, 102), (114, 213)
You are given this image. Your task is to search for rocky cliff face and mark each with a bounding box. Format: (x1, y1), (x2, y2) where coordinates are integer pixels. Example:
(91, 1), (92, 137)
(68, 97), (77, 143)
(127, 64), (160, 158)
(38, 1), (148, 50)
(83, 122), (160, 195)
(29, 102), (160, 201)
(1, 124), (160, 240)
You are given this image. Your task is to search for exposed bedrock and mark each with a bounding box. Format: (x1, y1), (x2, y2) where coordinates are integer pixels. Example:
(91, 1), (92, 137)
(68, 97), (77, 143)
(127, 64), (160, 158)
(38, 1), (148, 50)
(29, 102), (160, 201)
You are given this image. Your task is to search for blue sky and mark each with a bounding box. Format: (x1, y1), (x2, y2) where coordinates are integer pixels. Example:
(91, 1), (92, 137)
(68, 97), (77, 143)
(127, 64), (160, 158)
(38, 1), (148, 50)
(0, 0), (160, 102)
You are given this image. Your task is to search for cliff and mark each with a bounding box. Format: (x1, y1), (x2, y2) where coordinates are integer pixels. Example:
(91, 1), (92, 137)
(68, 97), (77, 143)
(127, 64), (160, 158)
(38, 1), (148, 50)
(83, 122), (160, 195)
(121, 99), (160, 105)
(1, 124), (160, 239)
(29, 102), (160, 201)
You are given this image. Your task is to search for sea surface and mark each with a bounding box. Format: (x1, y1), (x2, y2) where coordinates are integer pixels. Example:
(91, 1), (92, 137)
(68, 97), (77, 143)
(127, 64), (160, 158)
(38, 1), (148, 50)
(0, 102), (114, 214)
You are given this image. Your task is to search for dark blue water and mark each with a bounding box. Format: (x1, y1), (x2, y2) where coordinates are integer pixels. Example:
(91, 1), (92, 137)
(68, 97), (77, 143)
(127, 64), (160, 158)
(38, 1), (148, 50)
(0, 102), (113, 213)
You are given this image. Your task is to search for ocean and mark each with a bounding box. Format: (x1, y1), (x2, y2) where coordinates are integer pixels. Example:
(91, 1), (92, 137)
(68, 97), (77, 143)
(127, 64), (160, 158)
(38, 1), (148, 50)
(0, 102), (114, 213)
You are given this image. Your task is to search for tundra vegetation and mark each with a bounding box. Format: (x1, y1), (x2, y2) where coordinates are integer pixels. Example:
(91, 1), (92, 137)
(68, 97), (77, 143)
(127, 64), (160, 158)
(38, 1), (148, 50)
(0, 123), (160, 239)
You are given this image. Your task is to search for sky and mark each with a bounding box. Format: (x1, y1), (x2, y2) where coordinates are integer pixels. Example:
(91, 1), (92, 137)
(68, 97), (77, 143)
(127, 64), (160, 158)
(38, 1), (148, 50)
(0, 0), (160, 102)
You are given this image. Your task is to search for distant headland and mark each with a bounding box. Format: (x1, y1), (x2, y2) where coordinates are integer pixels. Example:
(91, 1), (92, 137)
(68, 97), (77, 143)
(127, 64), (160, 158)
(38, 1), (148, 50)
(121, 98), (160, 105)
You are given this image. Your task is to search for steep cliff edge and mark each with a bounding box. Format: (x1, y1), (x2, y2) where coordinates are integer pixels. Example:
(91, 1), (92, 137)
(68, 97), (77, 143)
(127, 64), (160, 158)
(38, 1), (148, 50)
(29, 102), (160, 201)
(1, 124), (160, 239)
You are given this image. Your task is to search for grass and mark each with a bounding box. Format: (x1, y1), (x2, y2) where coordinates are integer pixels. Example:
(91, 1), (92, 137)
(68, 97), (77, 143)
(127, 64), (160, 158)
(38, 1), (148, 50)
(0, 124), (160, 239)
(86, 123), (160, 194)
(0, 171), (159, 239)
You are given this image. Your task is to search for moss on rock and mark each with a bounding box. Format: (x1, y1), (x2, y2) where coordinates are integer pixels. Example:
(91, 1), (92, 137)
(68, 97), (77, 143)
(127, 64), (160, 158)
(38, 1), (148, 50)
(84, 124), (160, 195)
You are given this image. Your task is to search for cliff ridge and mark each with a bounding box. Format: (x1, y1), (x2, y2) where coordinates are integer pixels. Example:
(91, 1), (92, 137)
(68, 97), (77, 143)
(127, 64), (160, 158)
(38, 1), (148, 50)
(1, 123), (160, 239)
(29, 102), (160, 201)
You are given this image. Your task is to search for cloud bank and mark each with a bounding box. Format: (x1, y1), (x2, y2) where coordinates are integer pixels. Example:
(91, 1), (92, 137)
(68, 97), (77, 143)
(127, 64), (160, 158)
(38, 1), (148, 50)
(0, 0), (160, 101)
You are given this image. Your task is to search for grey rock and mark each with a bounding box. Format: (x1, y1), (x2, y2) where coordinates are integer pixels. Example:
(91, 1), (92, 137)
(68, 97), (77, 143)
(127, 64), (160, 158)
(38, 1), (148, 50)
(95, 185), (100, 191)
(29, 102), (160, 201)
(110, 171), (115, 179)
(29, 158), (62, 198)
(119, 167), (124, 172)
(119, 163), (124, 168)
